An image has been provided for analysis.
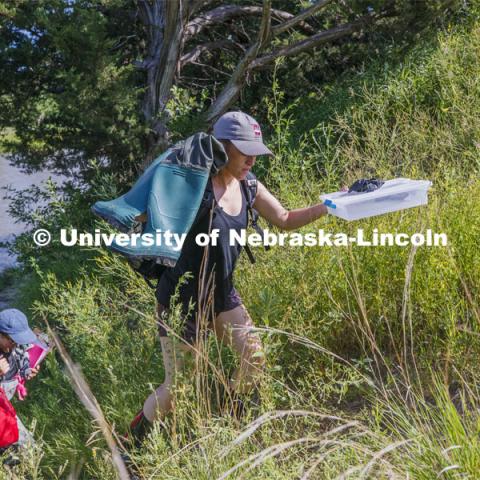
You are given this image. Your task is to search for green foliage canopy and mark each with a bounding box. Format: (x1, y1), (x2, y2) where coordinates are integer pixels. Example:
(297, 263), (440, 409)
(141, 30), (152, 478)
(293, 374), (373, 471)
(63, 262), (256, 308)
(0, 0), (462, 183)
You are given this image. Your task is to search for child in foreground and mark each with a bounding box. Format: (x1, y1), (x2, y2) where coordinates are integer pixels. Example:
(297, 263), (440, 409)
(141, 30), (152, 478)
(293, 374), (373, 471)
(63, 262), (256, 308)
(0, 308), (44, 462)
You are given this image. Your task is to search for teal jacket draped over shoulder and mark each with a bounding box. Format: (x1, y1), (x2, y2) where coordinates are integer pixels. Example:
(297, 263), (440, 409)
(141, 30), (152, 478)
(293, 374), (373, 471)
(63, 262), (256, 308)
(91, 132), (227, 267)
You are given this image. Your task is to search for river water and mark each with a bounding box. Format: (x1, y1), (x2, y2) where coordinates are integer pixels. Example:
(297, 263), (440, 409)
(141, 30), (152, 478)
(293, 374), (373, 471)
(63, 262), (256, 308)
(0, 155), (65, 274)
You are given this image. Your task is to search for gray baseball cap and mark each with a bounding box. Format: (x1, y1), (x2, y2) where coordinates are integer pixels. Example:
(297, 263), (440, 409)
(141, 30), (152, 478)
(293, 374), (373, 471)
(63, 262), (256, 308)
(213, 111), (273, 157)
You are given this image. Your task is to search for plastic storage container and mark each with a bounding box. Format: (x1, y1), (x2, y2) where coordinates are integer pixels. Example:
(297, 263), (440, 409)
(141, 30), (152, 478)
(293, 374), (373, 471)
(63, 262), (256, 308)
(320, 178), (432, 221)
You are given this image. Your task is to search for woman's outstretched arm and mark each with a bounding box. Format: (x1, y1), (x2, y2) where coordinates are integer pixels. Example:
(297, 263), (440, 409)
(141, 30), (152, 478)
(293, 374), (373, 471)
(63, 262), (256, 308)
(253, 181), (328, 231)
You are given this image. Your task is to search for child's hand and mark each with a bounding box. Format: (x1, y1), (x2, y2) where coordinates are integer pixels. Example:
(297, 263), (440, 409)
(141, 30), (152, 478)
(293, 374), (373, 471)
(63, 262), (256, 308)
(26, 365), (40, 380)
(0, 356), (10, 376)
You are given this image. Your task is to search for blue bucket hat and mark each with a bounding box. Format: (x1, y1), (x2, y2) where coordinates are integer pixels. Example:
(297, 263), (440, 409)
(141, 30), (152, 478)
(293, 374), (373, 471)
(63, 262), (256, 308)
(0, 309), (41, 345)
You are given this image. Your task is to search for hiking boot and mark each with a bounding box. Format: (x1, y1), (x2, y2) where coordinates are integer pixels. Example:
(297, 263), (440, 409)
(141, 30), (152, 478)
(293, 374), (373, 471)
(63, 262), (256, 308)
(125, 410), (153, 449)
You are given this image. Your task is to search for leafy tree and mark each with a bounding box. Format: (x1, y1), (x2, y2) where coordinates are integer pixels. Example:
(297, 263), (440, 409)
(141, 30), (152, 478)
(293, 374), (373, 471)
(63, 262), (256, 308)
(0, 0), (461, 180)
(0, 0), (143, 182)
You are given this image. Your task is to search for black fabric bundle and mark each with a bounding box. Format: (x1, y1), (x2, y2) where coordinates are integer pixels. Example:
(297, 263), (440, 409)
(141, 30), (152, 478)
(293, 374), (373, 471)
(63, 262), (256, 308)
(348, 178), (384, 193)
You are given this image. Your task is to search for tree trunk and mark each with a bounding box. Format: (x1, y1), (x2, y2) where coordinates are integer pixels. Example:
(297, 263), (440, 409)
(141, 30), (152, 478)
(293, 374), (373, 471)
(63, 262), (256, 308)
(138, 0), (189, 168)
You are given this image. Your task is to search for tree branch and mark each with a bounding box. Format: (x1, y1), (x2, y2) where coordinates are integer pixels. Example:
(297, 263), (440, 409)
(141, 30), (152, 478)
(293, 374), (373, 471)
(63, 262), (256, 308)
(185, 4), (314, 40)
(251, 18), (367, 70)
(206, 0), (271, 123)
(180, 40), (233, 68)
(272, 0), (332, 36)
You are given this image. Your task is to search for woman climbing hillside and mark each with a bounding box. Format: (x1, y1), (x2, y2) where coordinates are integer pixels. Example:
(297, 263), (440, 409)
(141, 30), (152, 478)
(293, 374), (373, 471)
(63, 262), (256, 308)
(128, 111), (330, 445)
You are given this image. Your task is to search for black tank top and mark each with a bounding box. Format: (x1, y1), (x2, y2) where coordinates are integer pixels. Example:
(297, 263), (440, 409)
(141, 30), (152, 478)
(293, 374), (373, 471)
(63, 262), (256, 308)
(156, 178), (248, 314)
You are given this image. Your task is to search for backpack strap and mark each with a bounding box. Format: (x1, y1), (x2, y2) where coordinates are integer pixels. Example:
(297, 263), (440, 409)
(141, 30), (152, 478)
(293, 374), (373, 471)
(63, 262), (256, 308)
(196, 177), (215, 221)
(240, 173), (270, 264)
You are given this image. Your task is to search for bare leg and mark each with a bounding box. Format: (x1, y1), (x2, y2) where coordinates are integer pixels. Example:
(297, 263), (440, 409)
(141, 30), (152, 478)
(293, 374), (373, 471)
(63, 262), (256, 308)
(143, 304), (194, 422)
(213, 305), (265, 395)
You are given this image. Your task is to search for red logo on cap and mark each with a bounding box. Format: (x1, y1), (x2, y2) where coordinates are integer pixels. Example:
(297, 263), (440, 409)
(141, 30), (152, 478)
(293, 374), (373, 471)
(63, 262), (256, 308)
(251, 123), (261, 137)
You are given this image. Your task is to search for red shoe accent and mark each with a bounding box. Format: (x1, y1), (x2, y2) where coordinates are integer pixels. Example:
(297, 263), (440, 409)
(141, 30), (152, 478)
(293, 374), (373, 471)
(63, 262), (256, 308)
(130, 410), (144, 429)
(121, 410), (144, 443)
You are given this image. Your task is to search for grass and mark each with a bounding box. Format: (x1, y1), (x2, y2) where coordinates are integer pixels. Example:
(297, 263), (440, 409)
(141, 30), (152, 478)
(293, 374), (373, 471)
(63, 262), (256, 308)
(4, 5), (480, 479)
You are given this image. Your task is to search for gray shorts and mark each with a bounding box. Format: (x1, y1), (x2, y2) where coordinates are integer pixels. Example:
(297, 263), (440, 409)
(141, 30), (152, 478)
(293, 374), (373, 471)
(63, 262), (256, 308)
(156, 288), (243, 344)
